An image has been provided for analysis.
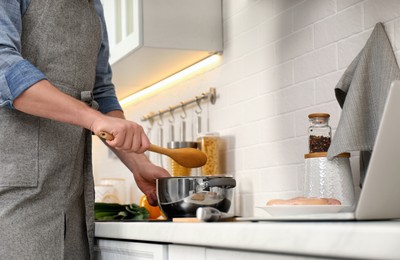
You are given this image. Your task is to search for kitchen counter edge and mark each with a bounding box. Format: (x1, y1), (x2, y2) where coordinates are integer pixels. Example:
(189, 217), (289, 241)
(95, 220), (400, 259)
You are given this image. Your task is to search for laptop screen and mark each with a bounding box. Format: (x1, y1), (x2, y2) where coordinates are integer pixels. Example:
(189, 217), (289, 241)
(355, 80), (400, 220)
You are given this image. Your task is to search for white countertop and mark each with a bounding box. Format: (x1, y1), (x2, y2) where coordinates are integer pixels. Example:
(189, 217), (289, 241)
(95, 219), (400, 259)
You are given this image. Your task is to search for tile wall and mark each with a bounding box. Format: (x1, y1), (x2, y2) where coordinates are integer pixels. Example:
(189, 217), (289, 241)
(93, 0), (400, 216)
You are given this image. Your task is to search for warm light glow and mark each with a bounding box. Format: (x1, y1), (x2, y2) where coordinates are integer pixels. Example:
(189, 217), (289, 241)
(119, 54), (221, 107)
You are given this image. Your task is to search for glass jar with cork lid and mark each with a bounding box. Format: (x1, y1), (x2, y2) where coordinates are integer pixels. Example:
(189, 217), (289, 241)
(308, 113), (331, 153)
(303, 152), (355, 206)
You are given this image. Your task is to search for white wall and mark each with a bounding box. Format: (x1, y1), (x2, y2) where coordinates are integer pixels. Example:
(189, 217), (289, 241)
(93, 0), (400, 217)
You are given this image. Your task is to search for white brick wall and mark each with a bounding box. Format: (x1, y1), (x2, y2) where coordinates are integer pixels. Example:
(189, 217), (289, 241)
(93, 0), (400, 217)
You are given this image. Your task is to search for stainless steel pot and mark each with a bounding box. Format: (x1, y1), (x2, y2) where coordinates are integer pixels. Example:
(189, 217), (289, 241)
(157, 176), (236, 219)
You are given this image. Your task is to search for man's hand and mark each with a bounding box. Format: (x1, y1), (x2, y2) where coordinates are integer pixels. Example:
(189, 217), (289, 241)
(91, 115), (150, 153)
(130, 156), (170, 206)
(103, 110), (171, 205)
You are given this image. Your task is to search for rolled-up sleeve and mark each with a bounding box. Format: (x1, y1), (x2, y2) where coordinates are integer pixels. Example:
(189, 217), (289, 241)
(93, 0), (122, 114)
(0, 1), (47, 108)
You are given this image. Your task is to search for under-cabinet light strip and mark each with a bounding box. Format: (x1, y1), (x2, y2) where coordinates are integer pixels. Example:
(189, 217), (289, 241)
(119, 54), (221, 107)
(140, 87), (216, 122)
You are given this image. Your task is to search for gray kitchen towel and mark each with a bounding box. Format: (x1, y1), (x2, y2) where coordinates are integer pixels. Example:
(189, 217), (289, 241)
(327, 23), (400, 186)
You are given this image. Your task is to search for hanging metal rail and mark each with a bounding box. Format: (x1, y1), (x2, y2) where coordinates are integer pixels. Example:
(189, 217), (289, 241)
(141, 87), (216, 122)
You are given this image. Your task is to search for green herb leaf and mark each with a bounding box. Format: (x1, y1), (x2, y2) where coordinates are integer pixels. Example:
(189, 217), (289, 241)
(94, 203), (149, 221)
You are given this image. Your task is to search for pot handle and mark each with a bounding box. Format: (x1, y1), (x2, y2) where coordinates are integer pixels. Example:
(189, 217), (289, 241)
(204, 178), (236, 189)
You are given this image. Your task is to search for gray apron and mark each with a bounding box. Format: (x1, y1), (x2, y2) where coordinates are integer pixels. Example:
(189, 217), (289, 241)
(0, 0), (101, 259)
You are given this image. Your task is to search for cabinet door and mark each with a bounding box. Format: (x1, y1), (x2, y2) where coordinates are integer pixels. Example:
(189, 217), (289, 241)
(94, 239), (167, 260)
(168, 244), (206, 260)
(100, 0), (141, 64)
(205, 248), (328, 260)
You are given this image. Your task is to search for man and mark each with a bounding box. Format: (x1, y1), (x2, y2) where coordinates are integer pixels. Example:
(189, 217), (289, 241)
(0, 0), (169, 258)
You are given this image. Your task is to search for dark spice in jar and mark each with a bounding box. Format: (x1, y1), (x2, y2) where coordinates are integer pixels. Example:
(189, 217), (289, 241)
(309, 135), (331, 153)
(308, 113), (331, 153)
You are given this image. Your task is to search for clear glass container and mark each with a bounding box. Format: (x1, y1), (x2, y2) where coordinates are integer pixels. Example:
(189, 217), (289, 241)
(197, 132), (220, 176)
(304, 152), (355, 206)
(97, 178), (127, 204)
(308, 113), (331, 153)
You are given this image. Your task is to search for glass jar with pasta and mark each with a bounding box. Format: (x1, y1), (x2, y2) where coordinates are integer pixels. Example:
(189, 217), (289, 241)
(197, 132), (221, 175)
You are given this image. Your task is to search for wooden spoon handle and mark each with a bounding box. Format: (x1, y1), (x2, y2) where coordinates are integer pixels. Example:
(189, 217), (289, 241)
(97, 131), (207, 168)
(99, 131), (114, 141)
(147, 144), (170, 156)
(98, 131), (168, 155)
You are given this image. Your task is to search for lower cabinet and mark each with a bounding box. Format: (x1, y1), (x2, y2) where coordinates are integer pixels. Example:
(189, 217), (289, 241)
(168, 245), (327, 260)
(94, 239), (168, 260)
(168, 245), (205, 260)
(95, 240), (328, 260)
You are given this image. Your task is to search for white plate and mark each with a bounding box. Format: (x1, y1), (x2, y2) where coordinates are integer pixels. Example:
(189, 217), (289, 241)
(257, 205), (353, 216)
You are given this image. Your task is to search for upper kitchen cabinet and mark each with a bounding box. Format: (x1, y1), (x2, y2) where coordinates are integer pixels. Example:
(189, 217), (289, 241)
(100, 0), (223, 100)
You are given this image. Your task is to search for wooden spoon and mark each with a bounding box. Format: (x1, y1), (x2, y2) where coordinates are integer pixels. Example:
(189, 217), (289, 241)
(98, 131), (207, 168)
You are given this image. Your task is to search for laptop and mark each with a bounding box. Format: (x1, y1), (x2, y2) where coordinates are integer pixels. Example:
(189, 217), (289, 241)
(243, 80), (400, 221)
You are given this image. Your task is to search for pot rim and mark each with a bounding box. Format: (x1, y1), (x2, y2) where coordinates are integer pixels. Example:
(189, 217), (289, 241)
(157, 175), (234, 180)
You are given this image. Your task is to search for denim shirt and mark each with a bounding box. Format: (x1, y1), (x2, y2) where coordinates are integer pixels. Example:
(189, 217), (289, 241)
(0, 0), (122, 114)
